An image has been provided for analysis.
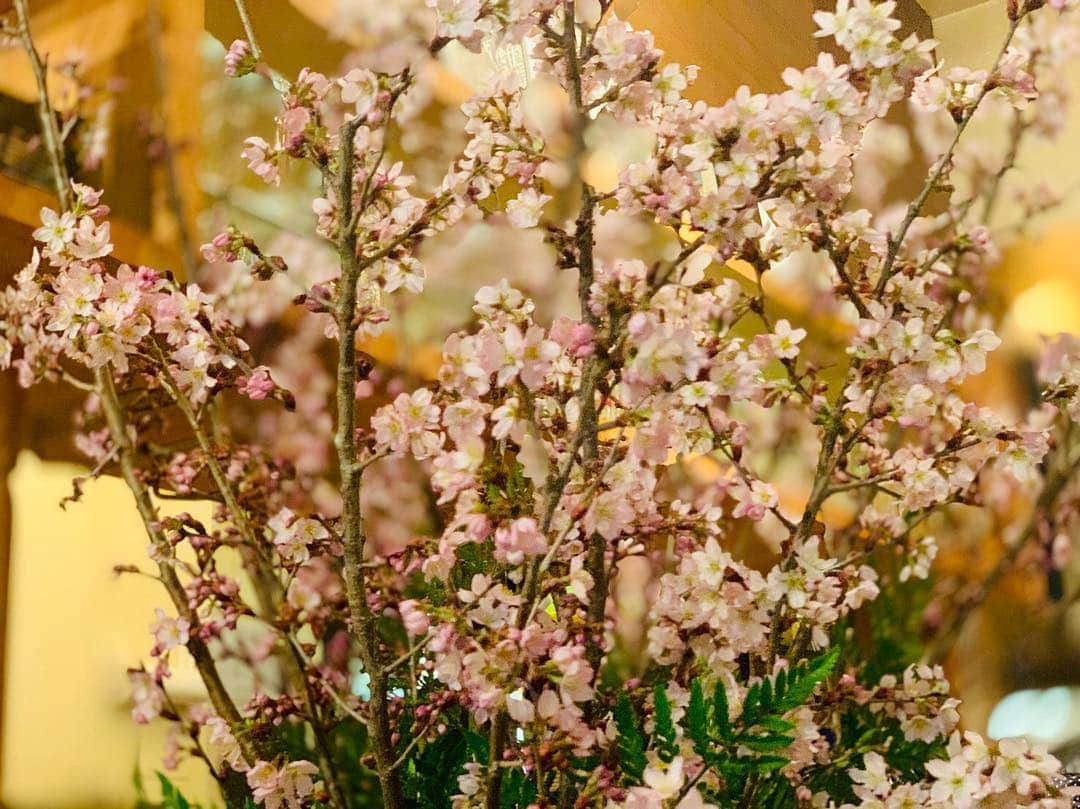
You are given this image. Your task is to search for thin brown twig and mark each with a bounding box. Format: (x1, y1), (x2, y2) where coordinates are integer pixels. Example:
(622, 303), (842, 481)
(873, 13), (1025, 298)
(155, 359), (349, 809)
(13, 0), (71, 209)
(13, 6), (255, 804)
(926, 452), (1080, 664)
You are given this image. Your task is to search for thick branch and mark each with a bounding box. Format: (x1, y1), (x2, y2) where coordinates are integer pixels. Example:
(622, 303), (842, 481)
(487, 6), (610, 805)
(333, 115), (406, 809)
(96, 370), (259, 772)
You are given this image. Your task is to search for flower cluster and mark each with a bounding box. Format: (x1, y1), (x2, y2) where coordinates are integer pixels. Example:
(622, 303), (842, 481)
(1, 183), (267, 406)
(4, 1), (1080, 808)
(845, 733), (1063, 808)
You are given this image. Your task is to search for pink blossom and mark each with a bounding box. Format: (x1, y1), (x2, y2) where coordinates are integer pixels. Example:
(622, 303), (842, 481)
(247, 760), (320, 809)
(204, 716), (247, 772)
(239, 366), (276, 400)
(493, 517), (547, 565)
(371, 388), (443, 458)
(505, 187), (551, 228)
(224, 39), (254, 77)
(731, 480), (779, 521)
(128, 670), (163, 724)
(149, 607), (190, 655)
(550, 317), (596, 358)
(242, 136), (279, 185)
(768, 319), (806, 360)
(399, 599), (431, 636)
(269, 508), (329, 565)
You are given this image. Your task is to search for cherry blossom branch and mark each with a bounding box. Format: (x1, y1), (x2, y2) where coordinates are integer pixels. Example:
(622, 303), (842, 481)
(13, 7), (259, 801)
(96, 369), (261, 767)
(154, 359), (349, 809)
(874, 12), (1026, 298)
(522, 427), (627, 631)
(707, 438), (797, 532)
(286, 633), (369, 724)
(926, 450), (1080, 664)
(159, 682), (234, 787)
(487, 7), (609, 804)
(13, 0), (71, 209)
(817, 210), (870, 318)
(225, 1), (409, 799)
(563, 0), (608, 703)
(333, 111), (406, 809)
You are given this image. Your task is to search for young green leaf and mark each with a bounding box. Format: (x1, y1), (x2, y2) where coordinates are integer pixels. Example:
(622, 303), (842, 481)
(688, 679), (710, 756)
(653, 683), (679, 763)
(614, 695), (647, 781)
(157, 774), (192, 809)
(712, 678), (731, 740)
(777, 646), (842, 713)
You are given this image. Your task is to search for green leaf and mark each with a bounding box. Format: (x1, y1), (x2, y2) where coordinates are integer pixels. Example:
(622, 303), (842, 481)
(759, 716), (796, 734)
(614, 695), (647, 782)
(741, 682), (763, 725)
(776, 646), (841, 713)
(738, 732), (795, 752)
(500, 767), (538, 809)
(133, 763), (150, 808)
(759, 678), (773, 716)
(653, 684), (679, 763)
(774, 667), (788, 704)
(688, 680), (710, 756)
(746, 754), (789, 772)
(712, 678), (731, 740)
(157, 774), (191, 809)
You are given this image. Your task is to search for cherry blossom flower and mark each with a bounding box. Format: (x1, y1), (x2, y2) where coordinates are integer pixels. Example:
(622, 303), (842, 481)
(3, 1), (1080, 806)
(247, 759), (320, 809)
(505, 187), (552, 228)
(149, 607), (190, 656)
(128, 670), (164, 724)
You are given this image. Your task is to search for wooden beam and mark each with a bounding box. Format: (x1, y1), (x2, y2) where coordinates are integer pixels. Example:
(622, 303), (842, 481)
(918, 0), (992, 17)
(205, 0), (352, 77)
(0, 0), (141, 105)
(154, 0), (206, 273)
(611, 0), (820, 101)
(0, 173), (178, 274)
(613, 1), (931, 104)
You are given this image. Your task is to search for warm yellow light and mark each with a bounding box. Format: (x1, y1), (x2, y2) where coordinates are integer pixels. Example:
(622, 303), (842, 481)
(2, 452), (219, 808)
(582, 151), (621, 193)
(1007, 279), (1080, 348)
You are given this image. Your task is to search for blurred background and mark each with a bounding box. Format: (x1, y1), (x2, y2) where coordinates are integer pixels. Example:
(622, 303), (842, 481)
(1, 0), (1080, 806)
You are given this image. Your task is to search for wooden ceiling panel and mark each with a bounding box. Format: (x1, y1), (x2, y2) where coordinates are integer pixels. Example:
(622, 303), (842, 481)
(919, 0), (993, 17)
(0, 0), (141, 104)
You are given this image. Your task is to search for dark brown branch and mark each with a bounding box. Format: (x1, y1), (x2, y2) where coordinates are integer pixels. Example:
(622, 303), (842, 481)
(333, 113), (406, 809)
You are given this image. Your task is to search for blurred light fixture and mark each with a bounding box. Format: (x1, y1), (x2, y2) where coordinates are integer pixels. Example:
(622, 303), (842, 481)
(988, 686), (1076, 745)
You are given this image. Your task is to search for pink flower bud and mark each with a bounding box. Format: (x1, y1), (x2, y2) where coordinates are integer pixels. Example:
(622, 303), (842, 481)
(238, 367), (275, 400)
(224, 39), (255, 77)
(399, 599), (431, 636)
